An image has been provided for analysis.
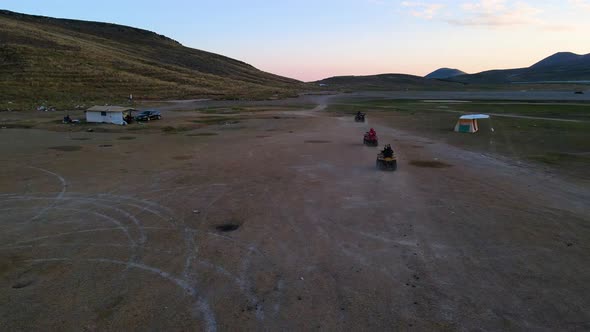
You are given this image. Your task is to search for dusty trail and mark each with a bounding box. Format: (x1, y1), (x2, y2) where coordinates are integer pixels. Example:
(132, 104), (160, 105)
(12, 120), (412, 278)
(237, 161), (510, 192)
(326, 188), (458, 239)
(1, 100), (589, 330)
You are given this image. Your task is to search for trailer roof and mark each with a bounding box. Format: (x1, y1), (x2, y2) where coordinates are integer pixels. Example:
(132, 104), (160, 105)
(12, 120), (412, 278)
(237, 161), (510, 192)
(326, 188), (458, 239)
(87, 106), (135, 113)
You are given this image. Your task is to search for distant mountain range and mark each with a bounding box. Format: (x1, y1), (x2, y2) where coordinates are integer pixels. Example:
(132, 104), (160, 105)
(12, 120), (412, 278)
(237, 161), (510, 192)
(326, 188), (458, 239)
(315, 73), (462, 91)
(427, 52), (590, 83)
(316, 52), (590, 90)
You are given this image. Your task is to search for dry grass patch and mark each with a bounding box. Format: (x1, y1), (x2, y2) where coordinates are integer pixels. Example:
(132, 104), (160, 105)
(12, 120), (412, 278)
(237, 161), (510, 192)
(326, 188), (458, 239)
(48, 146), (82, 152)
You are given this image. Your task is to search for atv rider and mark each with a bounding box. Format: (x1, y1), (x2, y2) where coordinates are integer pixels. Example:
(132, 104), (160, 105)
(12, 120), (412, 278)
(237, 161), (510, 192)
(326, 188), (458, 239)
(368, 128), (376, 137)
(382, 144), (394, 158)
(365, 128), (377, 140)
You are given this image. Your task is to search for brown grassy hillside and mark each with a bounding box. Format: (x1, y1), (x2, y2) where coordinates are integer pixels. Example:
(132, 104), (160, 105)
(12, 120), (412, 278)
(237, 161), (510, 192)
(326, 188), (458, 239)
(0, 10), (304, 109)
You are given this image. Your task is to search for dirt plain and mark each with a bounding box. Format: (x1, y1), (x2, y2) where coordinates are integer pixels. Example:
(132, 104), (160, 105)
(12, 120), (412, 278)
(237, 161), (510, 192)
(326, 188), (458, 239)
(1, 92), (589, 331)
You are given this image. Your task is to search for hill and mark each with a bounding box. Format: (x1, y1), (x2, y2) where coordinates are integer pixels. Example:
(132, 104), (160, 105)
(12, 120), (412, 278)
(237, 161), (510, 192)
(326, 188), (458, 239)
(451, 52), (590, 84)
(530, 52), (590, 68)
(0, 10), (304, 109)
(316, 52), (590, 90)
(315, 73), (463, 91)
(425, 68), (466, 79)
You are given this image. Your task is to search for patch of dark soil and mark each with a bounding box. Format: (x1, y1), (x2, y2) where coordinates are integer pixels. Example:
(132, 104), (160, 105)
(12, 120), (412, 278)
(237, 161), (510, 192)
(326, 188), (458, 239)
(411, 145), (424, 149)
(49, 146), (82, 152)
(117, 136), (136, 140)
(97, 295), (125, 320)
(71, 138), (91, 141)
(163, 126), (196, 133)
(0, 124), (34, 129)
(173, 155), (192, 160)
(98, 144), (113, 148)
(410, 160), (452, 168)
(12, 279), (34, 289)
(190, 118), (241, 125)
(0, 255), (23, 276)
(215, 223), (241, 232)
(305, 140), (332, 144)
(87, 128), (115, 133)
(256, 135), (271, 138)
(186, 132), (218, 137)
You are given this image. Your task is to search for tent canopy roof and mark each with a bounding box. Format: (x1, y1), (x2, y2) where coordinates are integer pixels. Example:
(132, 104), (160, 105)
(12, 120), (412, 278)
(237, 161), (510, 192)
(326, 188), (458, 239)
(460, 114), (490, 120)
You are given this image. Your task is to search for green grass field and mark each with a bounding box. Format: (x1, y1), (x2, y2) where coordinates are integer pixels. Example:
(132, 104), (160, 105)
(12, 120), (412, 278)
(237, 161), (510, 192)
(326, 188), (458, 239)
(342, 100), (590, 120)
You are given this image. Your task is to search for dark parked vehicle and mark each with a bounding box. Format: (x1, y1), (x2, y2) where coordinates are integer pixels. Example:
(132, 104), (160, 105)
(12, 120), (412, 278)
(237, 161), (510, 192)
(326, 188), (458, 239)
(135, 110), (162, 121)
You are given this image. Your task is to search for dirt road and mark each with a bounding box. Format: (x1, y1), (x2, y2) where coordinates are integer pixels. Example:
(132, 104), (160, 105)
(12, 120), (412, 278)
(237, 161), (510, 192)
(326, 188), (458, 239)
(1, 102), (589, 330)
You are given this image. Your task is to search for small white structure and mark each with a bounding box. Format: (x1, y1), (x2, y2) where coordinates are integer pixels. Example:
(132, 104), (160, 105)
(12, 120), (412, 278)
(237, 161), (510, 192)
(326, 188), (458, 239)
(454, 114), (490, 133)
(86, 106), (134, 125)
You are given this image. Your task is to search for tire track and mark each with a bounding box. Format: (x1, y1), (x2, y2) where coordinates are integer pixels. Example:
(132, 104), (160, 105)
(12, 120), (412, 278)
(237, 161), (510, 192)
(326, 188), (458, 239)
(25, 257), (218, 332)
(7, 228), (129, 246)
(25, 167), (67, 223)
(1, 172), (284, 329)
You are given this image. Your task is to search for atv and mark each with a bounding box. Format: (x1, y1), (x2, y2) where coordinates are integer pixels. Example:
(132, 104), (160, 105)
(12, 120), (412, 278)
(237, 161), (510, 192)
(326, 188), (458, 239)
(355, 113), (366, 122)
(364, 131), (378, 146)
(376, 144), (397, 171)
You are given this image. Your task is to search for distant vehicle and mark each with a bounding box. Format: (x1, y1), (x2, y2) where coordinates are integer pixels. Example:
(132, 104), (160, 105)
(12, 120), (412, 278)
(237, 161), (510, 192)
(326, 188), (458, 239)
(355, 112), (366, 122)
(135, 110), (162, 121)
(574, 91), (584, 94)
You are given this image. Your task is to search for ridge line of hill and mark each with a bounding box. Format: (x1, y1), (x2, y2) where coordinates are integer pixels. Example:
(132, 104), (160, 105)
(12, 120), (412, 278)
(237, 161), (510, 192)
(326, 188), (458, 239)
(0, 10), (305, 109)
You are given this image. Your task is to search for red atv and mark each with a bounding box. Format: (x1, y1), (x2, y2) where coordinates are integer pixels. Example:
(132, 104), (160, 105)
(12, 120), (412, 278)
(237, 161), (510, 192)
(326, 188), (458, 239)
(364, 128), (378, 146)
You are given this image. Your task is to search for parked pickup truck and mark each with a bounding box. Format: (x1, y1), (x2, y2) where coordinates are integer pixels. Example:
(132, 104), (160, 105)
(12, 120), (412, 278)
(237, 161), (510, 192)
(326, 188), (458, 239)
(135, 110), (162, 121)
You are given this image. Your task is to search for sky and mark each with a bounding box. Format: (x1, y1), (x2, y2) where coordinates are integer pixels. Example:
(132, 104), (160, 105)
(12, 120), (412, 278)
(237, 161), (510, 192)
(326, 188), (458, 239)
(2, 0), (590, 81)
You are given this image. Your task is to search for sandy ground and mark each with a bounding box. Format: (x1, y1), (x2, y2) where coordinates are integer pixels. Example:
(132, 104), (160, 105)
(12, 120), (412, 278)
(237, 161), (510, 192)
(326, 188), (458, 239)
(1, 97), (589, 331)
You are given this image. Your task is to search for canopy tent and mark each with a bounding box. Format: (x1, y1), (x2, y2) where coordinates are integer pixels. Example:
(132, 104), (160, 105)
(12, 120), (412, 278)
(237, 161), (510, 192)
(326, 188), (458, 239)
(454, 114), (490, 133)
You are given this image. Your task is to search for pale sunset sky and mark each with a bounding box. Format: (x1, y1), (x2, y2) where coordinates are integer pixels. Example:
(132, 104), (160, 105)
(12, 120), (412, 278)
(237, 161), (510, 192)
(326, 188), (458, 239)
(3, 0), (590, 81)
